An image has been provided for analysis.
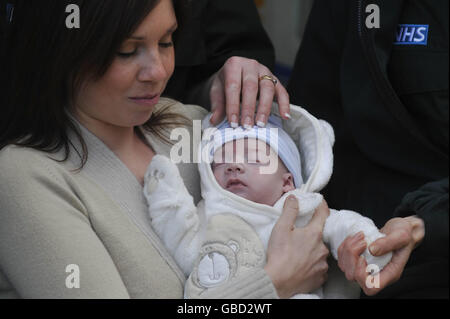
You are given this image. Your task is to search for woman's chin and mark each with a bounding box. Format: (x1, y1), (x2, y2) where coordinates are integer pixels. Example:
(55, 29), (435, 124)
(130, 111), (154, 127)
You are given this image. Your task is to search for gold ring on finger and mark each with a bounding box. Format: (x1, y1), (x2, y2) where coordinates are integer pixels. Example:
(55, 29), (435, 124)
(259, 75), (278, 87)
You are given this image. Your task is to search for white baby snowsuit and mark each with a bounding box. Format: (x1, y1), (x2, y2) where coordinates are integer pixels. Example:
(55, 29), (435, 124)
(143, 103), (392, 299)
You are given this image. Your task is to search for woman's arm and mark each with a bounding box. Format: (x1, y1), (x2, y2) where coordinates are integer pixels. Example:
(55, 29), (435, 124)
(0, 148), (130, 298)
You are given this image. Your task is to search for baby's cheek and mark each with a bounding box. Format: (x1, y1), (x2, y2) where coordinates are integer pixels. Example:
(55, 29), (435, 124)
(212, 169), (225, 187)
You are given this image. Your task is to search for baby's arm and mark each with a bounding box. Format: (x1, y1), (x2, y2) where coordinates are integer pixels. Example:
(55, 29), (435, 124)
(143, 155), (205, 276)
(323, 210), (392, 273)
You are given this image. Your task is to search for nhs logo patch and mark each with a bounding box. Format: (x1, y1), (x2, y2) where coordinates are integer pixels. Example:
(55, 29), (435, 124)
(395, 24), (429, 45)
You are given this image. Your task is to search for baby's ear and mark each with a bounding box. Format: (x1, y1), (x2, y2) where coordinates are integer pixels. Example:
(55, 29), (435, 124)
(282, 173), (296, 193)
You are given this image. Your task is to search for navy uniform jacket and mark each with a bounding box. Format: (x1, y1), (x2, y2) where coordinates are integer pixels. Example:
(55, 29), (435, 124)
(288, 0), (448, 298)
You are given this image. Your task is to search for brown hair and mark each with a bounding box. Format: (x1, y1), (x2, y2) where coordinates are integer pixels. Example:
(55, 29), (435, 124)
(1, 0), (190, 167)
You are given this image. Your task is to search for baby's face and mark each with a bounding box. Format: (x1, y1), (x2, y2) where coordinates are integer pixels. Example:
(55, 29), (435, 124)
(212, 139), (295, 206)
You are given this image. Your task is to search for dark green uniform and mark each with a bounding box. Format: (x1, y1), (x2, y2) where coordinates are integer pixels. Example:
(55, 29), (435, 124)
(288, 0), (448, 298)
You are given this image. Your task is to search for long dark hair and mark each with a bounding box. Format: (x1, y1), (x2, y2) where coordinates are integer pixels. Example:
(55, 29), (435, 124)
(0, 0), (190, 166)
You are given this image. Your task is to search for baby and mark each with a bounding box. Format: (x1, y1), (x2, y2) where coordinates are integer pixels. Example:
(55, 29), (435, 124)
(144, 105), (392, 299)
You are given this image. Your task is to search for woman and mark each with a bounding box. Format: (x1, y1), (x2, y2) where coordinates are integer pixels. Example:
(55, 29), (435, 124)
(0, 0), (329, 298)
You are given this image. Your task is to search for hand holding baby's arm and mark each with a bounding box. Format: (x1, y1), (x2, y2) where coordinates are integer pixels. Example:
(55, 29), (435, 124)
(324, 210), (393, 271)
(264, 197), (330, 298)
(338, 216), (425, 296)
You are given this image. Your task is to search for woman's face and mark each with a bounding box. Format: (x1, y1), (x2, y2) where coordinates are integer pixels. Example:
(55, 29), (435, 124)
(73, 0), (177, 128)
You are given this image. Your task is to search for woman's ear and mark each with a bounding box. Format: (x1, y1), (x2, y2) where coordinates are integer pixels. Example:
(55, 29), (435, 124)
(282, 173), (295, 193)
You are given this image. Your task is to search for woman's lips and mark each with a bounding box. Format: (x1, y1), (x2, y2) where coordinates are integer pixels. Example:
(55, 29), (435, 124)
(129, 94), (160, 107)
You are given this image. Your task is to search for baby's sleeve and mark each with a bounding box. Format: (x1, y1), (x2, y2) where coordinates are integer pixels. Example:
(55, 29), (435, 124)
(323, 209), (392, 273)
(144, 155), (205, 276)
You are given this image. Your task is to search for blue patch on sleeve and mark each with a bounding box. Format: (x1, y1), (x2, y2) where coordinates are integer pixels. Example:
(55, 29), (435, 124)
(394, 24), (429, 46)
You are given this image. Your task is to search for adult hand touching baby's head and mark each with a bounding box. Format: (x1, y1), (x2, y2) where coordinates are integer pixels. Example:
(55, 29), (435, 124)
(208, 56), (291, 128)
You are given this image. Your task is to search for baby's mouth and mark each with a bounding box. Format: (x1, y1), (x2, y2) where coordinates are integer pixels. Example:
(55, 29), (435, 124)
(226, 178), (247, 189)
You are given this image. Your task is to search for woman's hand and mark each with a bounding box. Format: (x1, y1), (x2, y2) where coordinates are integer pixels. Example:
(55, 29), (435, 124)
(264, 196), (330, 298)
(337, 216), (425, 296)
(208, 56), (291, 127)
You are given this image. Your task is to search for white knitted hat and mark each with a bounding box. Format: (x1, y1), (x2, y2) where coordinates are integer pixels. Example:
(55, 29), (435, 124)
(211, 115), (303, 188)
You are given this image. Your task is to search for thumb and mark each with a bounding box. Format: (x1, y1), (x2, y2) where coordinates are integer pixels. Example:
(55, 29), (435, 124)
(369, 232), (411, 256)
(307, 200), (330, 229)
(275, 195), (300, 232)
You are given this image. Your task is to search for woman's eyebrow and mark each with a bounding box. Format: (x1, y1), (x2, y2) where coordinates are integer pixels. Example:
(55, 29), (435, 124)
(129, 23), (178, 40)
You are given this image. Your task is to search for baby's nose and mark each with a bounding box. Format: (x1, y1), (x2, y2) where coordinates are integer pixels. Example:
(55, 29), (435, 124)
(227, 163), (245, 173)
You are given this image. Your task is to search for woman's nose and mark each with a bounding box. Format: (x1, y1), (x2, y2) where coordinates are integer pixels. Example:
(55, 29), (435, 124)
(137, 53), (169, 83)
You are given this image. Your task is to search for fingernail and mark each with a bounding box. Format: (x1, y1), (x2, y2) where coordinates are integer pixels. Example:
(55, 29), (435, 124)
(243, 116), (252, 130)
(209, 114), (216, 124)
(257, 115), (266, 128)
(288, 196), (299, 209)
(230, 114), (238, 128)
(355, 232), (365, 240)
(369, 244), (379, 256)
(284, 113), (292, 119)
(358, 240), (368, 248)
